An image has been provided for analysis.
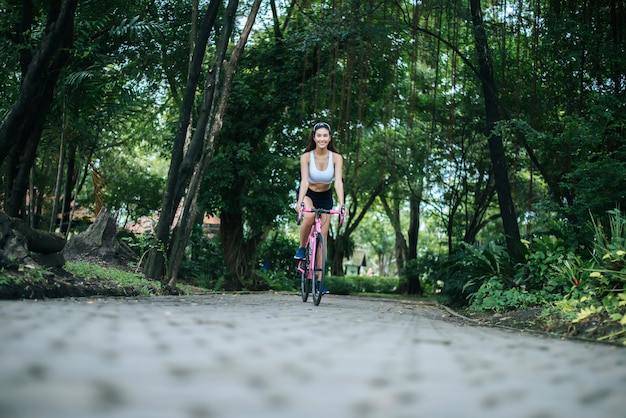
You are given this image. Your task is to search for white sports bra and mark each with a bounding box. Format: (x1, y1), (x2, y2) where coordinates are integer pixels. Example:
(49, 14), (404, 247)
(308, 151), (334, 185)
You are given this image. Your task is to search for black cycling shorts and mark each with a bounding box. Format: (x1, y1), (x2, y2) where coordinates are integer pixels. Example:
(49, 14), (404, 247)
(299, 187), (334, 210)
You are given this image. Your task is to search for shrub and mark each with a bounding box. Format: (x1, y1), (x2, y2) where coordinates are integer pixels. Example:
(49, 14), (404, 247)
(118, 230), (153, 258)
(178, 227), (225, 290)
(256, 234), (299, 276)
(425, 242), (513, 308)
(352, 275), (398, 293)
(324, 275), (397, 295)
(258, 269), (294, 291)
(588, 208), (626, 287)
(469, 281), (561, 312)
(570, 208), (626, 326)
(325, 275), (359, 295)
(519, 235), (585, 294)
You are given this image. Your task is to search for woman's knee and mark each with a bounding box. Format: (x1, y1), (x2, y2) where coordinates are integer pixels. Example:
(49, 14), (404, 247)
(302, 212), (315, 225)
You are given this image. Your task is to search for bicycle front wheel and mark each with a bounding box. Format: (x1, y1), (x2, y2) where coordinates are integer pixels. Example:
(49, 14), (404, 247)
(300, 261), (310, 302)
(312, 232), (326, 306)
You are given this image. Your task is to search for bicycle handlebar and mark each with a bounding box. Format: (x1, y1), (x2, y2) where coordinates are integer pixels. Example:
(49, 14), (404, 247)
(301, 208), (342, 215)
(297, 203), (345, 227)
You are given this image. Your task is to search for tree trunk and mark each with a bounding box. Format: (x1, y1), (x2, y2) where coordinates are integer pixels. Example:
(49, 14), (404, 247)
(165, 196), (199, 290)
(406, 194), (422, 294)
(4, 213), (66, 254)
(463, 178), (497, 245)
(164, 0), (263, 288)
(59, 142), (78, 235)
(379, 194), (407, 279)
(0, 0), (78, 217)
(469, 0), (522, 261)
(220, 209), (266, 290)
(49, 101), (68, 232)
(0, 212), (66, 270)
(143, 0), (222, 281)
(63, 208), (136, 265)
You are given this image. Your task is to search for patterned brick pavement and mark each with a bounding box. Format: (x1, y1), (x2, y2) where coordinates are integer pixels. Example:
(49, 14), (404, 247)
(1, 293), (624, 418)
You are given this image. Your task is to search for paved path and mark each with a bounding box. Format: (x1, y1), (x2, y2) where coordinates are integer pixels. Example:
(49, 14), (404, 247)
(0, 293), (624, 418)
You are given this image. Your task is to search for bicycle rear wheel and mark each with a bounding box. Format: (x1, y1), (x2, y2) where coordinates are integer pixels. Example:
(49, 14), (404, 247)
(312, 233), (326, 306)
(299, 261), (310, 302)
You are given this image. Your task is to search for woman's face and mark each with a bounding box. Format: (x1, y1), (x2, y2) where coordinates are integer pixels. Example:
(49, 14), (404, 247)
(314, 127), (331, 149)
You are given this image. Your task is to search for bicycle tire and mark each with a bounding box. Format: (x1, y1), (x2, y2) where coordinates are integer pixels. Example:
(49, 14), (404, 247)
(312, 232), (326, 306)
(300, 260), (310, 302)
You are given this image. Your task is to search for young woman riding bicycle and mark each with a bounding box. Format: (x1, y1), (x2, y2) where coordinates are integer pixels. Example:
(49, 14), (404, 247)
(294, 122), (345, 260)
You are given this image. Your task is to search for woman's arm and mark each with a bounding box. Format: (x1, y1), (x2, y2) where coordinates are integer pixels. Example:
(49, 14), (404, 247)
(295, 153), (310, 212)
(334, 153), (345, 208)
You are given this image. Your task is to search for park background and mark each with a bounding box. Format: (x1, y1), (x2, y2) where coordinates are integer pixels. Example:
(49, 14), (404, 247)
(0, 0), (625, 343)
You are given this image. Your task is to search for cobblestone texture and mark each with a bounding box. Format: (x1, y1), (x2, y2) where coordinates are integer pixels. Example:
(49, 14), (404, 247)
(1, 293), (624, 418)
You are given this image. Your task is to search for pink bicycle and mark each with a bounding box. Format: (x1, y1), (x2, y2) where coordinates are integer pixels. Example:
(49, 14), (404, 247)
(297, 204), (344, 305)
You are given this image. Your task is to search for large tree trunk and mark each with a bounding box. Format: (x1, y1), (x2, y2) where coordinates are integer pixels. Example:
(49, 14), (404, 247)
(63, 208), (136, 266)
(143, 0), (222, 281)
(470, 0), (522, 261)
(0, 211), (66, 271)
(161, 0), (262, 289)
(0, 0), (78, 217)
(379, 193), (408, 279)
(220, 209), (266, 290)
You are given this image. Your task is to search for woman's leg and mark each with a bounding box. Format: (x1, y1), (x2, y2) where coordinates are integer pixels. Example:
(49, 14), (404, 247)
(317, 213), (331, 282)
(295, 196), (314, 259)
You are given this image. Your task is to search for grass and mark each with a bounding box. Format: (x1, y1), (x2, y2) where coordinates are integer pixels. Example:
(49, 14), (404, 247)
(64, 261), (161, 296)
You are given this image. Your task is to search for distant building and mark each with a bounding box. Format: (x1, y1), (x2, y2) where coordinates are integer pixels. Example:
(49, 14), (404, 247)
(343, 250), (367, 275)
(123, 211), (220, 237)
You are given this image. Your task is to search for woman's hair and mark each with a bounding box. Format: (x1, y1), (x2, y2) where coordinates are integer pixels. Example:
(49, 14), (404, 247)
(304, 122), (339, 152)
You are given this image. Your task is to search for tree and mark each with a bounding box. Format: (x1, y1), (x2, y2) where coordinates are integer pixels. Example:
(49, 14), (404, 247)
(468, 0), (522, 260)
(0, 0), (79, 217)
(142, 0), (222, 283)
(145, 0), (264, 289)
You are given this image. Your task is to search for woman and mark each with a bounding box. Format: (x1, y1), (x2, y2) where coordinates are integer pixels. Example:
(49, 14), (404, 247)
(294, 121), (345, 260)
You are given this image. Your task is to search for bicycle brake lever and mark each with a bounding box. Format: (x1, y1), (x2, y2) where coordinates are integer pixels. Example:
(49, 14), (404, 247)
(339, 206), (346, 227)
(297, 202), (305, 225)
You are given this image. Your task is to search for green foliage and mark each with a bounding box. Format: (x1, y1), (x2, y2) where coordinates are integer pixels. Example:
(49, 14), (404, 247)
(589, 208), (626, 282)
(400, 252), (439, 295)
(178, 227), (225, 290)
(519, 235), (586, 293)
(452, 208), (626, 344)
(352, 275), (398, 294)
(423, 242), (514, 308)
(64, 261), (160, 296)
(469, 281), (558, 312)
(324, 275), (398, 295)
(257, 270), (294, 292)
(0, 271), (15, 287)
(119, 230), (154, 258)
(255, 234), (300, 291)
(256, 234), (299, 276)
(467, 236), (585, 312)
(0, 266), (50, 294)
(324, 275), (359, 295)
(98, 152), (166, 225)
(564, 209), (626, 326)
